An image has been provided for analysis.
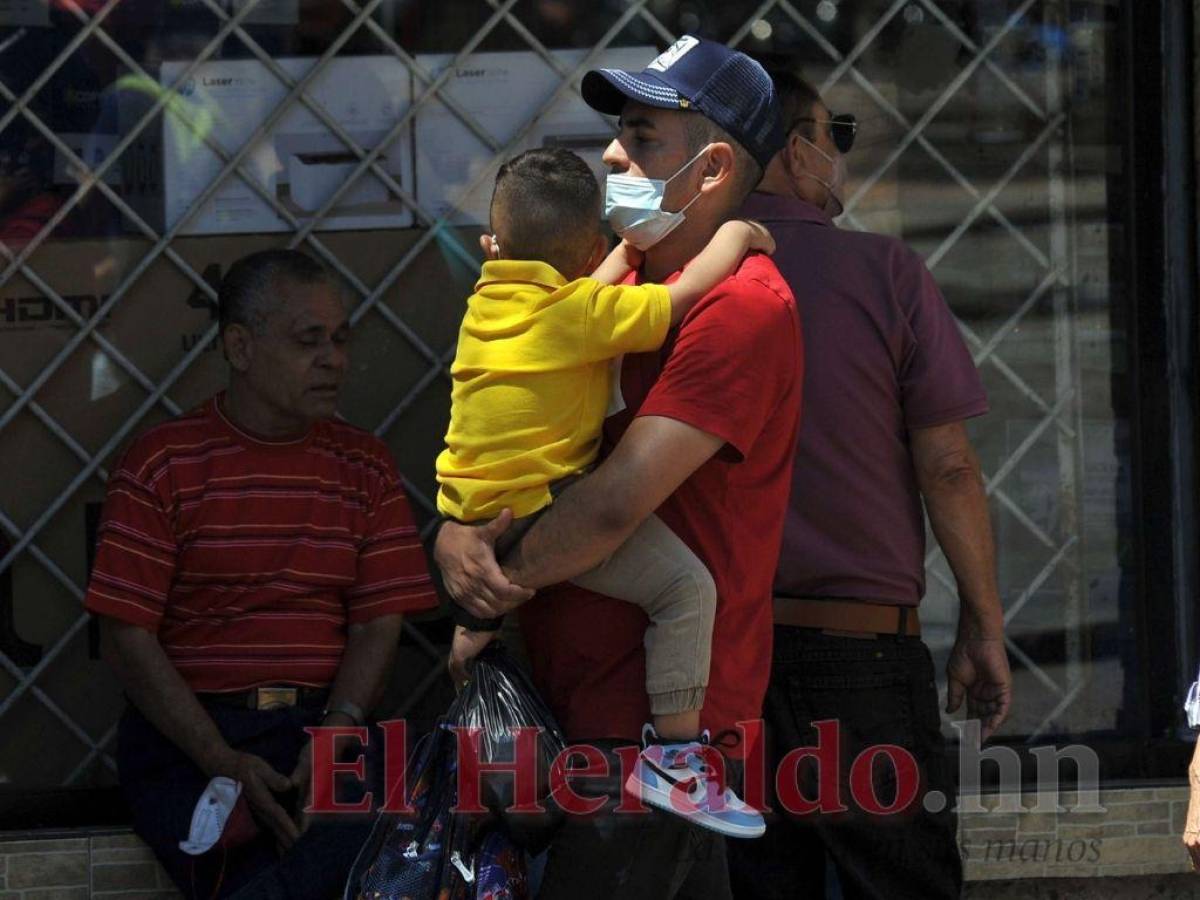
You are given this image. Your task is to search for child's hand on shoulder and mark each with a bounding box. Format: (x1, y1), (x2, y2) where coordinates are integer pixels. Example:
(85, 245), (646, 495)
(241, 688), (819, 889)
(615, 239), (645, 271)
(740, 219), (775, 255)
(716, 219), (775, 256)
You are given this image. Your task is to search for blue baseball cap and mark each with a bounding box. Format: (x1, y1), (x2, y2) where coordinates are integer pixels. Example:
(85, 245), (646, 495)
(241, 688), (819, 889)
(581, 36), (785, 170)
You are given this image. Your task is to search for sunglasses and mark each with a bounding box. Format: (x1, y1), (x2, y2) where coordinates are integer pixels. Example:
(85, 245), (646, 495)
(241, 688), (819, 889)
(788, 113), (858, 154)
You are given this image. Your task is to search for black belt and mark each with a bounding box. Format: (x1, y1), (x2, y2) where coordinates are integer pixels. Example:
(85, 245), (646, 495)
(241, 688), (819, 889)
(197, 685), (330, 711)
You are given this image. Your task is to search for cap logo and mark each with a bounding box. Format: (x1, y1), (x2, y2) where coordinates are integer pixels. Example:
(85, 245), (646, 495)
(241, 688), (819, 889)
(647, 36), (699, 73)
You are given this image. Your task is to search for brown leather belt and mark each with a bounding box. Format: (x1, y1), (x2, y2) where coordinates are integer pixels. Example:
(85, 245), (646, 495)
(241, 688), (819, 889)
(773, 596), (921, 637)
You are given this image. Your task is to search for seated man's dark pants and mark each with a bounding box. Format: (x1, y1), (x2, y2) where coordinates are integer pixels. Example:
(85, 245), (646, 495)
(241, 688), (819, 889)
(727, 627), (962, 900)
(536, 741), (740, 900)
(118, 701), (380, 900)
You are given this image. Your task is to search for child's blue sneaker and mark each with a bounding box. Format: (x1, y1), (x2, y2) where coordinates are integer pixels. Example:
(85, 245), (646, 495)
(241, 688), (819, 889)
(624, 723), (766, 839)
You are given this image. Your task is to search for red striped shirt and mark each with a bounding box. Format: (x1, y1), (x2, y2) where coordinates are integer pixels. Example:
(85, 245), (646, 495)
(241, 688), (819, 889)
(84, 394), (437, 692)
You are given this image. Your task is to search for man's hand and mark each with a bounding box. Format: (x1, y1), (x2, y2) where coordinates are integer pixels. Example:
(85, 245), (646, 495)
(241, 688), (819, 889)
(945, 635), (1012, 743)
(434, 510), (533, 619)
(225, 750), (300, 850)
(448, 625), (497, 689)
(913, 422), (1008, 742)
(287, 709), (360, 835)
(288, 742), (314, 836)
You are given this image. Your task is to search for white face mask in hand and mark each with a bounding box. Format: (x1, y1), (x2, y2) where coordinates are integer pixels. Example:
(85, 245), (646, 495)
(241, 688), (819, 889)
(179, 777), (258, 856)
(797, 134), (846, 217)
(603, 146), (710, 251)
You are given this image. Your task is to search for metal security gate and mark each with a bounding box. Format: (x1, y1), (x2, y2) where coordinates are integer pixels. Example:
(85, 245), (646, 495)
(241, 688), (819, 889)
(0, 0), (1095, 789)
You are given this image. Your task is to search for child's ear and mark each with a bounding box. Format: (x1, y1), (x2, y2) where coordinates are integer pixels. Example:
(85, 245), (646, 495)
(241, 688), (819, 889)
(479, 233), (501, 260)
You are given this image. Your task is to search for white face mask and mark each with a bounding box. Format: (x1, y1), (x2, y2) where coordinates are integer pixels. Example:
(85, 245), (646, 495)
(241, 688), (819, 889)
(603, 146), (710, 251)
(797, 134), (846, 217)
(179, 777), (243, 856)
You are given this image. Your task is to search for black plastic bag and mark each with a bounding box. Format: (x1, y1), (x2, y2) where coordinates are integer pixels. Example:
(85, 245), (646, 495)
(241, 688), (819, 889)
(447, 642), (567, 852)
(343, 643), (565, 899)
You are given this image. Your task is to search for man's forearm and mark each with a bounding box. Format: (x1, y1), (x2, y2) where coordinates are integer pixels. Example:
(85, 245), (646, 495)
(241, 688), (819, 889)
(505, 416), (724, 591)
(100, 619), (236, 778)
(324, 615), (404, 722)
(503, 472), (639, 589)
(921, 469), (1003, 638)
(436, 417), (723, 616)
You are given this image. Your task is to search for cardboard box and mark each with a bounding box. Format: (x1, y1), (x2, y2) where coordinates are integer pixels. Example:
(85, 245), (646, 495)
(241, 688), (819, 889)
(0, 228), (474, 781)
(413, 45), (655, 225)
(114, 46), (661, 233)
(169, 0), (300, 25)
(0, 49), (121, 241)
(47, 73), (122, 192)
(0, 226), (473, 547)
(118, 56), (415, 235)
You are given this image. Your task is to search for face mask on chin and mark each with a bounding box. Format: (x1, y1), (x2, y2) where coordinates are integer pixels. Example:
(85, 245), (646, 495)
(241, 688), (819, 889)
(796, 134), (846, 217)
(603, 145), (710, 251)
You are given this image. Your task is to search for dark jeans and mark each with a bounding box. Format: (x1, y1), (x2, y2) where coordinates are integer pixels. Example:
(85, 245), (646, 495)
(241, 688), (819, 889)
(536, 741), (739, 900)
(728, 627), (962, 900)
(117, 701), (380, 900)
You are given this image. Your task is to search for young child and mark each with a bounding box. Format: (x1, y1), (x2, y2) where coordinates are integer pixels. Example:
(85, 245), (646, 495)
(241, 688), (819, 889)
(436, 147), (772, 837)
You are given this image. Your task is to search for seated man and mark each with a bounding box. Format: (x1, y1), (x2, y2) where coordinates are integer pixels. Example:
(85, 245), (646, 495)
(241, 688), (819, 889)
(85, 249), (436, 899)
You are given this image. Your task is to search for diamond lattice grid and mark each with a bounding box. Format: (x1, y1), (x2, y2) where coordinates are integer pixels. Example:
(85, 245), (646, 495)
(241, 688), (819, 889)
(729, 0), (1086, 742)
(0, 0), (1089, 787)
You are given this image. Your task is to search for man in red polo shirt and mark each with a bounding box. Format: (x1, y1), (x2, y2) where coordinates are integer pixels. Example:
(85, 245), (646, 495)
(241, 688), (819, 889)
(85, 249), (436, 899)
(435, 38), (801, 899)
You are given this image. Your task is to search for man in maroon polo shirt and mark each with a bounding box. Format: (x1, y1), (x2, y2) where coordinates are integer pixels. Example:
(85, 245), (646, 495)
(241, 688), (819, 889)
(434, 37), (801, 900)
(726, 71), (1012, 900)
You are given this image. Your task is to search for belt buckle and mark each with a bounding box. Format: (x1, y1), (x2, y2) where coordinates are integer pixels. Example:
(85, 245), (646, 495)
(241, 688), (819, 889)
(254, 686), (298, 711)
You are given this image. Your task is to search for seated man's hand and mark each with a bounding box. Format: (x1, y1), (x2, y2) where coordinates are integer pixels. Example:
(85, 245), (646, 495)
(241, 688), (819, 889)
(289, 743), (314, 836)
(224, 750), (301, 851)
(434, 510), (533, 619)
(288, 710), (367, 836)
(448, 625), (497, 689)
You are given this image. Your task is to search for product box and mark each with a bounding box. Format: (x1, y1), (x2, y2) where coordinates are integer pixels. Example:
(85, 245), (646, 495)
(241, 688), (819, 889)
(0, 226), (462, 642)
(0, 226), (472, 781)
(412, 45), (655, 225)
(118, 55), (415, 235)
(0, 226), (473, 554)
(169, 0), (300, 24)
(46, 74), (121, 190)
(0, 43), (118, 188)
